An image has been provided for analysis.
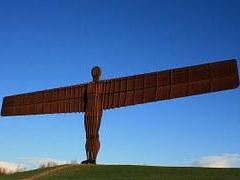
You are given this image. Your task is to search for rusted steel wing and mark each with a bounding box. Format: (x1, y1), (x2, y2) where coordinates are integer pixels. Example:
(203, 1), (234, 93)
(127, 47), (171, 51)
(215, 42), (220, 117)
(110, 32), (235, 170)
(1, 84), (87, 116)
(1, 59), (239, 116)
(101, 59), (239, 110)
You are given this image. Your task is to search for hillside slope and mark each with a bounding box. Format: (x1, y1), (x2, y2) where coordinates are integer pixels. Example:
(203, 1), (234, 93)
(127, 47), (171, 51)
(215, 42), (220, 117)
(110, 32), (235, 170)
(1, 164), (240, 180)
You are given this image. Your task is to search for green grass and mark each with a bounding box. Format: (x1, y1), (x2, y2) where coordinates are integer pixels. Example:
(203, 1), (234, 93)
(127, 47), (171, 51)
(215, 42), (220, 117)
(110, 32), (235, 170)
(1, 164), (240, 180)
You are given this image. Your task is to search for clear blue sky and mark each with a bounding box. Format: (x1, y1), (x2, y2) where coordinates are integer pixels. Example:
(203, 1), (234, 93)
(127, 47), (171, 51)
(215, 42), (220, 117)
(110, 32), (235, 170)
(0, 0), (239, 167)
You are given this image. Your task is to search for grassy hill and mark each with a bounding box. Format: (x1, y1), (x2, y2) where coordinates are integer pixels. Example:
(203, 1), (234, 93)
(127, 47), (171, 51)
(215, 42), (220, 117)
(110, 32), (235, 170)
(1, 164), (240, 180)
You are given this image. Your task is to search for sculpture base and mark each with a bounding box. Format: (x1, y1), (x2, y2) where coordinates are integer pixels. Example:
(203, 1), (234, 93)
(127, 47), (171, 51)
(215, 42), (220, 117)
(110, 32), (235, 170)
(81, 159), (96, 164)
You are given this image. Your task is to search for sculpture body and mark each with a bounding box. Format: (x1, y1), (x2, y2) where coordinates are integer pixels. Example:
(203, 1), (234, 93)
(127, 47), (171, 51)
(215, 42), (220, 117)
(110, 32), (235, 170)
(1, 59), (239, 164)
(83, 75), (103, 164)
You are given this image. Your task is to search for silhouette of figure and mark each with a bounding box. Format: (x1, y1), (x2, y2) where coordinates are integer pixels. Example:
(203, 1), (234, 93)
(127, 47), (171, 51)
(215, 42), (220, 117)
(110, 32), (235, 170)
(81, 66), (102, 164)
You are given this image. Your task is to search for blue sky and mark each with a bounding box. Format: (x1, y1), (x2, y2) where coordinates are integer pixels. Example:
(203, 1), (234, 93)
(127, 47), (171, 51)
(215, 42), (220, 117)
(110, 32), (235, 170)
(0, 0), (240, 169)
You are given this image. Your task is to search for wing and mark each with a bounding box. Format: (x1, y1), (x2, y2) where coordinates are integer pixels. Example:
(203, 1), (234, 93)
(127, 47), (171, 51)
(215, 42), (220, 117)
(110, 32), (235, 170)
(101, 59), (239, 110)
(1, 84), (87, 116)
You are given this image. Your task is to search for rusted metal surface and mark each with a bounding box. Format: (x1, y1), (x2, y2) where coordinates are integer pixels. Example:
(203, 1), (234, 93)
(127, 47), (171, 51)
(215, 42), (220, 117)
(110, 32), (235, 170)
(1, 59), (239, 164)
(1, 84), (86, 116)
(101, 59), (239, 109)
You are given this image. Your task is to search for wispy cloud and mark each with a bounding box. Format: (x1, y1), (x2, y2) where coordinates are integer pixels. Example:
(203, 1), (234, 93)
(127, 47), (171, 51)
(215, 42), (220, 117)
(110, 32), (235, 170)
(193, 154), (240, 168)
(0, 161), (25, 174)
(19, 157), (68, 170)
(0, 157), (70, 173)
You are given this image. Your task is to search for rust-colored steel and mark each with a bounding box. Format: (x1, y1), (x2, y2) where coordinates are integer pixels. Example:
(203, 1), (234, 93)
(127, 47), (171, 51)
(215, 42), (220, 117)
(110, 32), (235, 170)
(1, 59), (239, 164)
(101, 59), (239, 109)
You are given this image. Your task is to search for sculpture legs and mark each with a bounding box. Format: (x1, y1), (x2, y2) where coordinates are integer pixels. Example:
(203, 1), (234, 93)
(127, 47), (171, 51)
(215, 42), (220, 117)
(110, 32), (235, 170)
(82, 110), (102, 164)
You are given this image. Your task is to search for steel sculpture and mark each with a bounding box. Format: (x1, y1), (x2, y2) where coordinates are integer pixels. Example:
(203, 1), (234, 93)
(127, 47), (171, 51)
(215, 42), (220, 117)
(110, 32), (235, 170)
(1, 59), (239, 164)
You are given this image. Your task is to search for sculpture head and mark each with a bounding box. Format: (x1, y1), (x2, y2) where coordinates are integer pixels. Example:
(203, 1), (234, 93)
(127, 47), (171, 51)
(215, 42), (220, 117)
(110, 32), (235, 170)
(91, 66), (102, 82)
